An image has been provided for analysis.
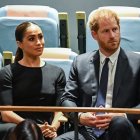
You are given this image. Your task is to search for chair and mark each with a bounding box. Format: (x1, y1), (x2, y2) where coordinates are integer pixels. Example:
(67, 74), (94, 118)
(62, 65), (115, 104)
(0, 5), (57, 54)
(86, 6), (140, 52)
(0, 5), (78, 78)
(76, 6), (140, 53)
(3, 48), (77, 81)
(41, 48), (77, 80)
(0, 5), (70, 56)
(76, 11), (86, 54)
(59, 12), (70, 48)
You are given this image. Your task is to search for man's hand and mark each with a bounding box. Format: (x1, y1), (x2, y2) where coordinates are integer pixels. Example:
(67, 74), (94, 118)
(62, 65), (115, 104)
(79, 112), (97, 127)
(95, 113), (111, 129)
(95, 113), (126, 130)
(79, 112), (126, 130)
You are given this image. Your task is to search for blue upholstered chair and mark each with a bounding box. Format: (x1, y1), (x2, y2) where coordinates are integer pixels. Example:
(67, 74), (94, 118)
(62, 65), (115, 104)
(0, 5), (59, 55)
(41, 48), (77, 80)
(0, 5), (75, 73)
(86, 6), (140, 52)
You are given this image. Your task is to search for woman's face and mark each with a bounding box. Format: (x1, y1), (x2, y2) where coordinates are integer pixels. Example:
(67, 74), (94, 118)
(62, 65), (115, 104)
(18, 24), (45, 58)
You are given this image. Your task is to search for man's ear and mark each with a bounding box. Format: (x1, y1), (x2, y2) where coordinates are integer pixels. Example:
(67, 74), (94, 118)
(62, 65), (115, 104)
(91, 30), (97, 40)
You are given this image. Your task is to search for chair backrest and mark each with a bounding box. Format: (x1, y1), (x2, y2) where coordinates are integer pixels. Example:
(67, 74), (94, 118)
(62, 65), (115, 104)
(86, 6), (140, 52)
(0, 5), (59, 55)
(2, 48), (78, 79)
(41, 48), (77, 80)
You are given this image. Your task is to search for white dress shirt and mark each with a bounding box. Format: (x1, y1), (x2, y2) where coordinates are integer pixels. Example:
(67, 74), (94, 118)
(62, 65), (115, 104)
(99, 48), (120, 108)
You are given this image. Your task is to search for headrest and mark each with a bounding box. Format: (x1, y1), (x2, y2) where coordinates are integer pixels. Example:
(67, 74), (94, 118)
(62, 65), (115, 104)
(0, 5), (58, 21)
(7, 5), (49, 17)
(0, 18), (59, 54)
(98, 6), (140, 17)
(41, 48), (72, 59)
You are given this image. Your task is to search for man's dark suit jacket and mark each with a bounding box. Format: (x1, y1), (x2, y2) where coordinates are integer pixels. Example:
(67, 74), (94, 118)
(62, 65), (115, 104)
(60, 48), (140, 130)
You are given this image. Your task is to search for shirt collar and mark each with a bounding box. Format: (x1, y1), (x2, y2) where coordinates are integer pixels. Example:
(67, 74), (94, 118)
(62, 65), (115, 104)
(99, 47), (120, 64)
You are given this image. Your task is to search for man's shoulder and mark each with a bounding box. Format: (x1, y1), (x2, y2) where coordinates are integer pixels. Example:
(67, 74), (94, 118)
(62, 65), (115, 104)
(121, 49), (140, 59)
(76, 50), (97, 61)
(120, 49), (140, 67)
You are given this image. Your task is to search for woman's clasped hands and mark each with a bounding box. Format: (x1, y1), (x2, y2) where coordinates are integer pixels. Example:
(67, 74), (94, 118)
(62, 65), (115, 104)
(39, 122), (57, 139)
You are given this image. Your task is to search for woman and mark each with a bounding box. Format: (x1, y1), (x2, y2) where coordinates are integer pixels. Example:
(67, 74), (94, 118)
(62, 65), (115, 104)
(0, 21), (66, 139)
(3, 119), (44, 140)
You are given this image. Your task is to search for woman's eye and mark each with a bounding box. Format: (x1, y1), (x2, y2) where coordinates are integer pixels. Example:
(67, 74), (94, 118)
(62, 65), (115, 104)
(29, 38), (34, 41)
(39, 35), (43, 39)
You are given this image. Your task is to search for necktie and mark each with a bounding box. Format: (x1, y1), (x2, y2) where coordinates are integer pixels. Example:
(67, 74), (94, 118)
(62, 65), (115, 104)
(96, 58), (109, 107)
(93, 58), (109, 138)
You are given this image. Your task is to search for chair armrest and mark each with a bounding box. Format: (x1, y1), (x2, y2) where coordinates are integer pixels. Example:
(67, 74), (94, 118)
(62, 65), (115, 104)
(3, 51), (13, 66)
(52, 112), (68, 124)
(58, 115), (68, 123)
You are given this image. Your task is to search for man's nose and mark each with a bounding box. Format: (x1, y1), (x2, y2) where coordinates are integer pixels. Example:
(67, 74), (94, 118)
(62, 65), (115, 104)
(110, 30), (116, 38)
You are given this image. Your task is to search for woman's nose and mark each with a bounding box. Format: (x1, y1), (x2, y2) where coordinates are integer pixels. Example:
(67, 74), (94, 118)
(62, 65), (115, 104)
(36, 38), (41, 45)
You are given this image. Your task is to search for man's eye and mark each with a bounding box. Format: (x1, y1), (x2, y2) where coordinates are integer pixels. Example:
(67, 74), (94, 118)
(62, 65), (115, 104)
(103, 29), (108, 33)
(113, 28), (118, 32)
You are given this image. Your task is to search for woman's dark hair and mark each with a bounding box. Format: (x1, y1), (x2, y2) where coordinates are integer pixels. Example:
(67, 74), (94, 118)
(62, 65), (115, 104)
(3, 119), (44, 140)
(14, 21), (39, 62)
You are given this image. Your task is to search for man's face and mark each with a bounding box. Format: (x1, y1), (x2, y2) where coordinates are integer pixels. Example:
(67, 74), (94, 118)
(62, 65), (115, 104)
(92, 17), (120, 56)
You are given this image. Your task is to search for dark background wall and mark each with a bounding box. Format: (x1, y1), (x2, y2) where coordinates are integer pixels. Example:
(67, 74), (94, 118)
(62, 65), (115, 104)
(0, 0), (140, 53)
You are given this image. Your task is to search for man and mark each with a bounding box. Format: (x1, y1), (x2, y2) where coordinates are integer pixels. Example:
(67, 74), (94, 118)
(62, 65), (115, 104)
(56, 9), (140, 140)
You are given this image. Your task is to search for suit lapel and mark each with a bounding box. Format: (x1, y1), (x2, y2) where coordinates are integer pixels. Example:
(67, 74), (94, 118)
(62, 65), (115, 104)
(112, 49), (128, 106)
(88, 51), (100, 106)
(91, 51), (100, 85)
